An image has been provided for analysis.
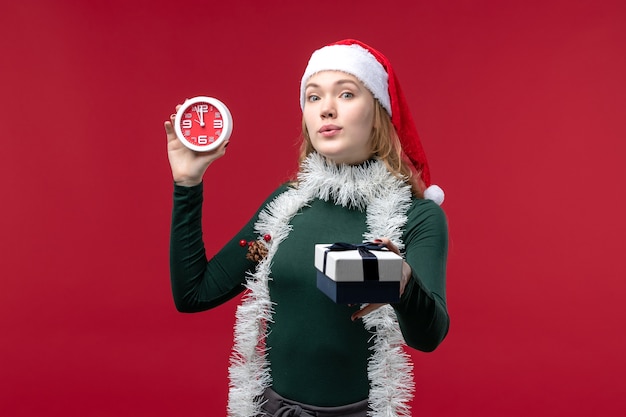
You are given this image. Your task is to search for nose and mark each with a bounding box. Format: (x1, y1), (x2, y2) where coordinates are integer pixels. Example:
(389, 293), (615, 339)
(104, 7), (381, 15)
(320, 99), (336, 119)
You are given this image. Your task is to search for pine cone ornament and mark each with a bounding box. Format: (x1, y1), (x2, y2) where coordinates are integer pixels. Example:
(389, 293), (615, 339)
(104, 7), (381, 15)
(246, 240), (268, 262)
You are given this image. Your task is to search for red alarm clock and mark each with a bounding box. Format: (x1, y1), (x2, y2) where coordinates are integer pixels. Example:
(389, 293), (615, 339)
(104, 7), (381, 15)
(174, 96), (233, 152)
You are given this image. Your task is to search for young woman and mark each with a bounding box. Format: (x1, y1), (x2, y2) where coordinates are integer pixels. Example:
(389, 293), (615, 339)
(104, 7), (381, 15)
(164, 39), (449, 417)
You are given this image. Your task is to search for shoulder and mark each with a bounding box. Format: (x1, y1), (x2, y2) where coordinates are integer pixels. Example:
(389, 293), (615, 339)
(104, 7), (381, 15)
(262, 183), (294, 201)
(405, 198), (448, 235)
(255, 182), (297, 210)
(408, 197), (447, 221)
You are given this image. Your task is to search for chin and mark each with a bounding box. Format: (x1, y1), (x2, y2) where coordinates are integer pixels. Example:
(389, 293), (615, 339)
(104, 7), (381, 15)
(317, 151), (346, 164)
(313, 143), (369, 165)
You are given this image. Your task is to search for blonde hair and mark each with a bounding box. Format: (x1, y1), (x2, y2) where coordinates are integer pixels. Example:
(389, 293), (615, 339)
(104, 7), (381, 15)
(297, 100), (424, 198)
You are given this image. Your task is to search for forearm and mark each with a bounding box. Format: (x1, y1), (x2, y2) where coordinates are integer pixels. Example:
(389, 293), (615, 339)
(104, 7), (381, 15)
(393, 277), (449, 351)
(169, 183), (251, 312)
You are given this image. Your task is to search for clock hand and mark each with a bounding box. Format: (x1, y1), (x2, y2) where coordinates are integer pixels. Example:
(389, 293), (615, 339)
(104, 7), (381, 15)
(195, 107), (205, 127)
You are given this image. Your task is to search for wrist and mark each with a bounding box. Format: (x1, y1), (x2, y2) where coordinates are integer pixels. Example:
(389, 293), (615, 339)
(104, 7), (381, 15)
(174, 177), (202, 187)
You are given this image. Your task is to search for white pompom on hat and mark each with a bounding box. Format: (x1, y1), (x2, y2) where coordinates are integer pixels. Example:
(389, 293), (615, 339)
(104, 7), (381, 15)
(300, 39), (445, 205)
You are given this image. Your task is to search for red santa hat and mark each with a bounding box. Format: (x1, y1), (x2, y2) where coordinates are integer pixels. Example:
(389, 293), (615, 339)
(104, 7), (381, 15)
(300, 39), (445, 205)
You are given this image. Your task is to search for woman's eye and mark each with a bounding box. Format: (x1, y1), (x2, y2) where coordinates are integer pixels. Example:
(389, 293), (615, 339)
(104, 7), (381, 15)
(340, 92), (354, 99)
(308, 94), (320, 102)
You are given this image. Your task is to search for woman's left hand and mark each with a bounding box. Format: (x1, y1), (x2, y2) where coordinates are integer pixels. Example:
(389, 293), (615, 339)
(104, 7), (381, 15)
(351, 237), (411, 321)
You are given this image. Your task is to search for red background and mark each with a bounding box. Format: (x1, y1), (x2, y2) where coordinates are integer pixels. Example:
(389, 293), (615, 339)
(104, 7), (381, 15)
(1, 0), (625, 416)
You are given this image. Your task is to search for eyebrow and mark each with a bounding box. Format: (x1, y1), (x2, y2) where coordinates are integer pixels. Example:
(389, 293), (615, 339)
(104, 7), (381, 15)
(305, 79), (361, 90)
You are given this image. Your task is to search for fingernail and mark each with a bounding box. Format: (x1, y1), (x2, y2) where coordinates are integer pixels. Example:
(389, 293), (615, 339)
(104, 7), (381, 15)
(374, 239), (382, 243)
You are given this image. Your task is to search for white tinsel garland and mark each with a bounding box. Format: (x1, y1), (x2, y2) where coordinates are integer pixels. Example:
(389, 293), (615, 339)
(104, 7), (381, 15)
(227, 153), (415, 417)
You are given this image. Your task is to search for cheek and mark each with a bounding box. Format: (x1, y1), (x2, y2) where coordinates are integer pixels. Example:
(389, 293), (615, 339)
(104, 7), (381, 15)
(302, 110), (316, 135)
(357, 112), (375, 141)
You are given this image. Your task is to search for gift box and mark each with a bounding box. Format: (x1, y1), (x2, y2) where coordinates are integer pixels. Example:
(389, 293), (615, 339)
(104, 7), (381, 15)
(314, 243), (403, 304)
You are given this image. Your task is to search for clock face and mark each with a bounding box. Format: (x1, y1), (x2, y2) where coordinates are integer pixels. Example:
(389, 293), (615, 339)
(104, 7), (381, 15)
(174, 96), (233, 152)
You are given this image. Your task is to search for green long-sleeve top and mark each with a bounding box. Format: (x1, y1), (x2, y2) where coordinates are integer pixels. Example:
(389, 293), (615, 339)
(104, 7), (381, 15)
(170, 182), (449, 406)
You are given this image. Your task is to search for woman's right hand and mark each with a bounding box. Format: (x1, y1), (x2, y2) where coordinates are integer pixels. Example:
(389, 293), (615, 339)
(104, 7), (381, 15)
(164, 105), (230, 187)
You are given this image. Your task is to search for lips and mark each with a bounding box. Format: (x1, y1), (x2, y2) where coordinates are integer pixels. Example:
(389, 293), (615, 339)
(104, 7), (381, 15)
(319, 124), (340, 132)
(319, 125), (342, 137)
